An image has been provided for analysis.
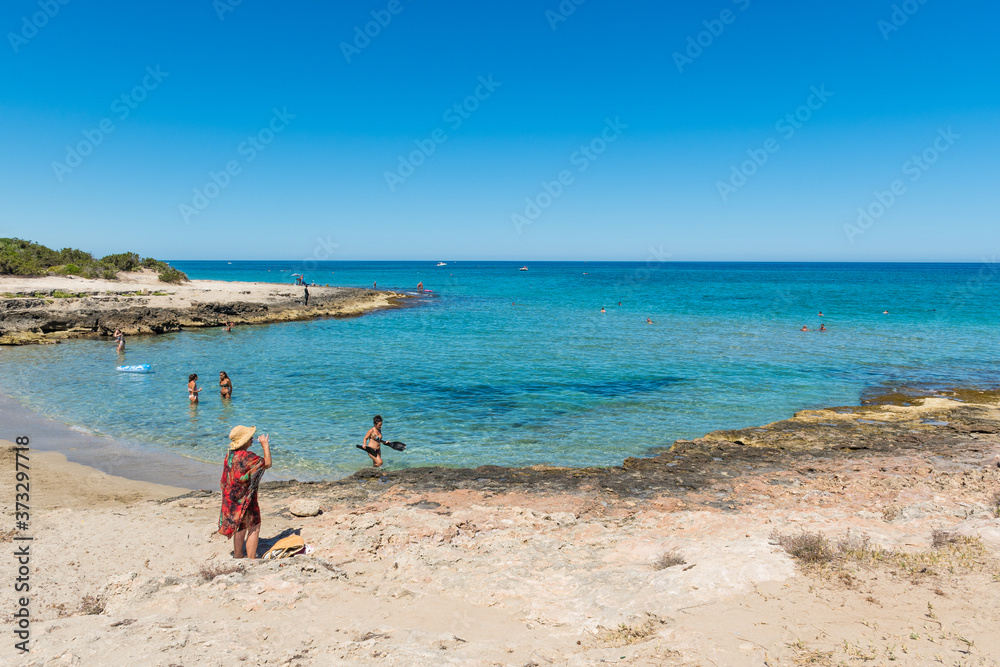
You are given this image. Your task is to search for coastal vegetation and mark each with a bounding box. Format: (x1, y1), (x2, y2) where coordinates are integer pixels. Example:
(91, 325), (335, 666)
(771, 528), (998, 577)
(0, 238), (187, 283)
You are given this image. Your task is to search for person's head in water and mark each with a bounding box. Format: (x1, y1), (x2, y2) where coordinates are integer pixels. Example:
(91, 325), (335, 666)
(189, 373), (198, 382)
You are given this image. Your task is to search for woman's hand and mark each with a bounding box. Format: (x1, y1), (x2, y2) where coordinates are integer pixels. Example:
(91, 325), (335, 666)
(259, 434), (272, 469)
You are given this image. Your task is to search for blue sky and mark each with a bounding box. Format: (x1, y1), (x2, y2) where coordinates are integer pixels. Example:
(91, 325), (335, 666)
(0, 0), (997, 261)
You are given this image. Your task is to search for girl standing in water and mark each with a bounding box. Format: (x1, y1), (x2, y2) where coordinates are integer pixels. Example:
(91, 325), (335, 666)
(219, 371), (233, 399)
(188, 373), (202, 403)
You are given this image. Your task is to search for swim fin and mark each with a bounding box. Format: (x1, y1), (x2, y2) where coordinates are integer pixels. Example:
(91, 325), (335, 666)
(374, 437), (406, 451)
(356, 444), (378, 456)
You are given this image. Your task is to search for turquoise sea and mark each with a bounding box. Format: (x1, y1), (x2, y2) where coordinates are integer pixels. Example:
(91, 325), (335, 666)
(1, 261), (997, 480)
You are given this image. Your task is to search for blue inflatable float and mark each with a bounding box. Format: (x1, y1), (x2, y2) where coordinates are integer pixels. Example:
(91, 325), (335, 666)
(116, 364), (152, 373)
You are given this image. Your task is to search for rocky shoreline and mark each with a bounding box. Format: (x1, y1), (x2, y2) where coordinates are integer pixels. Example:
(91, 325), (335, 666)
(248, 386), (1000, 514)
(0, 271), (409, 345)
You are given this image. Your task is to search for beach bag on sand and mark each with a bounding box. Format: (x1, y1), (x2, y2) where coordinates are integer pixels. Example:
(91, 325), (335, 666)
(262, 535), (306, 560)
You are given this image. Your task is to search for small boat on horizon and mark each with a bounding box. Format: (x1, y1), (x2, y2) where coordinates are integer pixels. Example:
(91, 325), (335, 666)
(437, 262), (447, 266)
(519, 266), (528, 271)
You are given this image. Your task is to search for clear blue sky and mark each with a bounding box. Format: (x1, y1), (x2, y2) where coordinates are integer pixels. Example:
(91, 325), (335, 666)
(1, 0), (997, 261)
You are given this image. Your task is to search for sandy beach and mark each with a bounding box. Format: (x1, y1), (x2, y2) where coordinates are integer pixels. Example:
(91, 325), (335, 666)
(3, 390), (999, 666)
(0, 271), (407, 345)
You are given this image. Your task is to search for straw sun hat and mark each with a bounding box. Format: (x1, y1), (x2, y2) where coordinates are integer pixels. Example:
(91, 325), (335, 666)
(228, 425), (256, 451)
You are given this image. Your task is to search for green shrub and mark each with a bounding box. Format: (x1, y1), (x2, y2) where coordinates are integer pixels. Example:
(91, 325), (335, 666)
(0, 239), (185, 282)
(59, 248), (93, 265)
(101, 252), (141, 272)
(158, 267), (187, 283)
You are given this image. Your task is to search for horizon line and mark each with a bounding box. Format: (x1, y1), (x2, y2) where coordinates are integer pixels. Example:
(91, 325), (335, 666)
(165, 259), (997, 265)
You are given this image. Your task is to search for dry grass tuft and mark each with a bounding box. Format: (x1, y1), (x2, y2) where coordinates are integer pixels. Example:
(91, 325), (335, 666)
(199, 562), (244, 582)
(653, 548), (686, 570)
(881, 504), (902, 522)
(0, 529), (16, 543)
(990, 491), (1000, 518)
(770, 530), (835, 564)
(786, 640), (836, 666)
(77, 595), (105, 616)
(931, 529), (961, 548)
(597, 621), (657, 647)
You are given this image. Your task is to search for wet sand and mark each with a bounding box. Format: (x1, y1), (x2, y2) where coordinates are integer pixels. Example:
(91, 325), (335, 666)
(0, 390), (220, 490)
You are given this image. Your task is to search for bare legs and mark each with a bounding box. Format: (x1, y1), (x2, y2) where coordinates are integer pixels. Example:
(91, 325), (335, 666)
(245, 524), (260, 559)
(232, 523), (261, 559)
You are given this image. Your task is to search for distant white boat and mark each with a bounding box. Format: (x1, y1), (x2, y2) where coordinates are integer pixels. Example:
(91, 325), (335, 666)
(437, 262), (447, 266)
(519, 266), (528, 271)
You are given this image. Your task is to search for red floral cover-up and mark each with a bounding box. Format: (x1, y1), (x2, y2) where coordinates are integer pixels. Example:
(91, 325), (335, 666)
(218, 449), (265, 537)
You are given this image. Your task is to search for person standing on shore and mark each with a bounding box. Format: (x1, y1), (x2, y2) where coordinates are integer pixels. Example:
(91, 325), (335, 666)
(219, 425), (272, 559)
(303, 285), (309, 307)
(188, 374), (202, 403)
(219, 371), (233, 399)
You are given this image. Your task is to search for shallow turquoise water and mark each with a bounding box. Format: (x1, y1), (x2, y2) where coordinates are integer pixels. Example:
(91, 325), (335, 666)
(1, 261), (997, 479)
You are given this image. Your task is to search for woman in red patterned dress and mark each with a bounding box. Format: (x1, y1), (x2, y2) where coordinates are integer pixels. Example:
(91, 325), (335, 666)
(218, 425), (272, 559)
